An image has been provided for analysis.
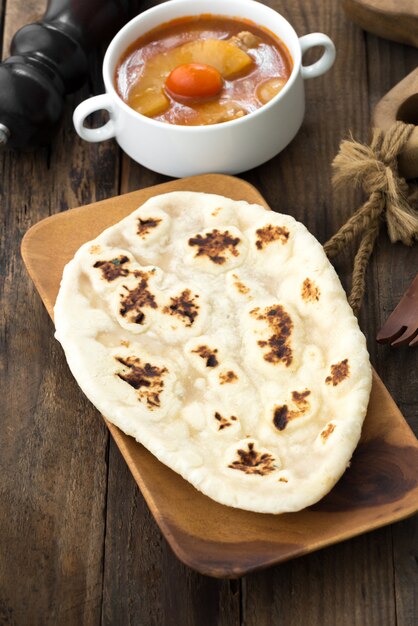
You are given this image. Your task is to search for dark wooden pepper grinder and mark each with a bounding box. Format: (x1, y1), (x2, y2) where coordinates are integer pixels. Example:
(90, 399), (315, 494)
(0, 0), (139, 150)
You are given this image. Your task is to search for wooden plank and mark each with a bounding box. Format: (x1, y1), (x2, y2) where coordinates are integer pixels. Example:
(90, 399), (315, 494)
(0, 0), (5, 55)
(392, 517), (418, 626)
(2, 0), (42, 56)
(0, 0), (119, 624)
(102, 35), (241, 626)
(363, 30), (418, 626)
(243, 530), (395, 626)
(242, 0), (396, 623)
(102, 440), (241, 626)
(100, 4), (237, 622)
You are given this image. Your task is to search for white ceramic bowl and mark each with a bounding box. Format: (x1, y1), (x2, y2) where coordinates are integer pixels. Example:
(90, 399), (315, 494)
(73, 0), (336, 177)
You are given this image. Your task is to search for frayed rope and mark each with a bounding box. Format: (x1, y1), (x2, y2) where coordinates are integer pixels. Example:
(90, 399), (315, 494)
(324, 121), (418, 314)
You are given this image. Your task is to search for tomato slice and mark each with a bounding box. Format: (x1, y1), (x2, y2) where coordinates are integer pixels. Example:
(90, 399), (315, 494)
(165, 63), (223, 100)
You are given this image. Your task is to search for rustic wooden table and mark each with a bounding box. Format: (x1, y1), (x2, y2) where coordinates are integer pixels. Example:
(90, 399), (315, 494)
(1, 1), (417, 624)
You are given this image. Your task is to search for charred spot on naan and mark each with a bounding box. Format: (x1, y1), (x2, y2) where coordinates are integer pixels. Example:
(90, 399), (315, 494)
(119, 270), (157, 324)
(191, 345), (219, 367)
(320, 422), (336, 442)
(251, 304), (293, 366)
(214, 411), (238, 430)
(229, 442), (277, 475)
(93, 255), (131, 281)
(137, 216), (162, 237)
(115, 355), (167, 408)
(188, 229), (241, 264)
(272, 389), (311, 431)
(301, 278), (320, 302)
(163, 289), (199, 327)
(231, 273), (250, 295)
(272, 405), (289, 431)
(219, 370), (238, 384)
(292, 389), (311, 404)
(255, 224), (289, 250)
(325, 359), (350, 386)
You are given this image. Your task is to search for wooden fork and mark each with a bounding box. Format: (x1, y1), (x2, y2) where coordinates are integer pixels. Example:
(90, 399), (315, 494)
(377, 274), (418, 346)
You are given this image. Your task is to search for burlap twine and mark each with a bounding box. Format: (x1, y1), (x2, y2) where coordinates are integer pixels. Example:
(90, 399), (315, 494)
(324, 121), (418, 315)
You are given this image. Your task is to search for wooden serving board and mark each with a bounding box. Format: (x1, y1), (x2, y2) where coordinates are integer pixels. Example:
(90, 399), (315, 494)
(21, 174), (418, 578)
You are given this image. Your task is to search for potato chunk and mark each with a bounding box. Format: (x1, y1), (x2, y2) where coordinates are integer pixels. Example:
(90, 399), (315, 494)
(178, 39), (253, 78)
(256, 77), (287, 104)
(129, 87), (170, 117)
(192, 100), (247, 125)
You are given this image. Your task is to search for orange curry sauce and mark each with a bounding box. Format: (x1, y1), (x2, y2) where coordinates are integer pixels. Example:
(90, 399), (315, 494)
(115, 15), (293, 126)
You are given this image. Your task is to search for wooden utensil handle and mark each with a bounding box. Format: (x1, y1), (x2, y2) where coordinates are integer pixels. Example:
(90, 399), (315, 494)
(373, 67), (418, 180)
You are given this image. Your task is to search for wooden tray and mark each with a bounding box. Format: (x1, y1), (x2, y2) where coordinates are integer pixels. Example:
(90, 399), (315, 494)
(21, 174), (418, 578)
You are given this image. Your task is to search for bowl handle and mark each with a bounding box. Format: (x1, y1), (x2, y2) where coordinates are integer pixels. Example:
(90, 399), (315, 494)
(73, 94), (116, 142)
(299, 33), (336, 80)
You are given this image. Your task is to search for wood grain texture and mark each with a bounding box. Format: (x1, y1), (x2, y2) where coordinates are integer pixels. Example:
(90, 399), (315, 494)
(243, 529), (395, 626)
(243, 0), (395, 622)
(0, 0), (118, 624)
(1, 0), (42, 56)
(100, 0), (241, 621)
(364, 28), (418, 626)
(102, 438), (241, 626)
(1, 0), (418, 624)
(245, 1), (418, 625)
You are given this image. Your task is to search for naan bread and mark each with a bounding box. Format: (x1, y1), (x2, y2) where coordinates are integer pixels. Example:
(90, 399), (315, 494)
(54, 191), (372, 513)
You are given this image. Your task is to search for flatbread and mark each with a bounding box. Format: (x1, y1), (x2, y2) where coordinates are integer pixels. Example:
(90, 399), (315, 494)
(54, 191), (372, 513)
